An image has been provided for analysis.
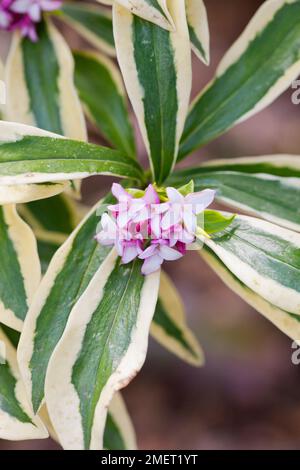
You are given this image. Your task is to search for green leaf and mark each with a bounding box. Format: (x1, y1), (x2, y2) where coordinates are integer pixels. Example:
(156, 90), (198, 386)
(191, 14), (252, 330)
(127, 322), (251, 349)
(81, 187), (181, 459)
(170, 155), (300, 231)
(61, 2), (115, 56)
(186, 0), (210, 64)
(0, 328), (47, 440)
(113, 1), (191, 183)
(0, 205), (40, 331)
(18, 197), (115, 414)
(204, 210), (236, 235)
(205, 213), (300, 316)
(37, 240), (61, 275)
(104, 414), (126, 450)
(151, 272), (204, 366)
(74, 50), (136, 159)
(0, 121), (143, 185)
(179, 0), (300, 158)
(44, 252), (160, 449)
(178, 179), (194, 196)
(201, 246), (300, 341)
(20, 194), (82, 274)
(6, 19), (86, 141)
(1, 324), (20, 349)
(23, 193), (79, 236)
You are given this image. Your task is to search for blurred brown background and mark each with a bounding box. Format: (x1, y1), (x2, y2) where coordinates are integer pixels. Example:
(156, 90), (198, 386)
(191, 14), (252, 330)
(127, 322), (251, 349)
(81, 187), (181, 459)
(1, 0), (300, 450)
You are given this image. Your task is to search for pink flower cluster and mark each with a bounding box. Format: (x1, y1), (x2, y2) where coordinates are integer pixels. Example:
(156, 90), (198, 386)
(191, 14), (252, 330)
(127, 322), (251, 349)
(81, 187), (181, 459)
(0, 0), (61, 41)
(96, 183), (215, 275)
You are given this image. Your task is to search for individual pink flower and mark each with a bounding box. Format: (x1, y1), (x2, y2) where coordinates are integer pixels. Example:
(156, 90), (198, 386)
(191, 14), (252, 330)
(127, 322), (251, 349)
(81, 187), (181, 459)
(161, 187), (216, 233)
(0, 1), (12, 28)
(164, 223), (195, 246)
(0, 0), (62, 40)
(139, 239), (183, 275)
(95, 212), (143, 265)
(10, 0), (61, 22)
(108, 182), (160, 230)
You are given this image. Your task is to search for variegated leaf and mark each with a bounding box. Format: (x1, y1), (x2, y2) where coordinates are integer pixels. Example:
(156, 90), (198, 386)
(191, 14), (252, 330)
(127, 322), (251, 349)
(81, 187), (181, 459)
(152, 272), (204, 366)
(20, 193), (82, 273)
(74, 50), (136, 159)
(20, 193), (80, 240)
(36, 239), (62, 275)
(186, 0), (210, 64)
(38, 392), (137, 450)
(1, 324), (20, 349)
(204, 213), (300, 316)
(18, 197), (114, 413)
(0, 327), (48, 441)
(0, 121), (143, 185)
(112, 0), (174, 30)
(5, 19), (86, 141)
(169, 155), (300, 232)
(44, 250), (160, 449)
(113, 0), (191, 183)
(104, 393), (137, 450)
(1, 59), (69, 204)
(0, 205), (40, 331)
(179, 0), (300, 158)
(61, 2), (115, 56)
(0, 182), (69, 205)
(1, 324), (136, 449)
(201, 246), (300, 341)
(1, 325), (135, 449)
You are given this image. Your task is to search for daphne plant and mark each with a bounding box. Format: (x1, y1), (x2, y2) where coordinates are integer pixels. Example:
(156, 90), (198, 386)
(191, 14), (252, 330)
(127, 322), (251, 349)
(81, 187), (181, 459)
(0, 0), (300, 450)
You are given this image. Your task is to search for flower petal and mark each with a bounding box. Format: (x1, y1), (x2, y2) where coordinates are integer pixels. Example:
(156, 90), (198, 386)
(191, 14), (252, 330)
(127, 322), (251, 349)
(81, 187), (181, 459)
(139, 244), (157, 260)
(159, 245), (183, 261)
(132, 204), (148, 223)
(122, 245), (139, 264)
(141, 254), (163, 275)
(143, 184), (160, 204)
(150, 213), (161, 239)
(166, 187), (185, 203)
(40, 0), (62, 11)
(111, 183), (131, 202)
(154, 202), (170, 214)
(117, 209), (131, 229)
(186, 189), (216, 213)
(10, 0), (31, 14)
(95, 231), (114, 246)
(183, 207), (197, 234)
(161, 206), (182, 231)
(29, 3), (41, 22)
